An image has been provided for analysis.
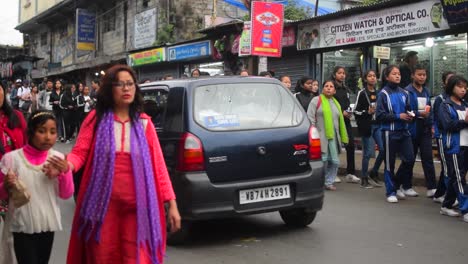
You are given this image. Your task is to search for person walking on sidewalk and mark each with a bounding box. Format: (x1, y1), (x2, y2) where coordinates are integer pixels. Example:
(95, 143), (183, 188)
(38, 79), (53, 111)
(376, 65), (415, 203)
(307, 80), (348, 191)
(354, 70), (384, 188)
(438, 75), (468, 222)
(433, 71), (455, 203)
(404, 65), (437, 198)
(49, 80), (64, 142)
(332, 66), (360, 184)
(294, 76), (319, 112)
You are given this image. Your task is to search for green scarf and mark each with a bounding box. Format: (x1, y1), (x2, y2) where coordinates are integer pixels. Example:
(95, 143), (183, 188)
(320, 94), (348, 144)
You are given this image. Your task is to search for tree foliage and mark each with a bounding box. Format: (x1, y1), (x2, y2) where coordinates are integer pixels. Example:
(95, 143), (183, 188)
(284, 0), (313, 21)
(360, 0), (384, 6)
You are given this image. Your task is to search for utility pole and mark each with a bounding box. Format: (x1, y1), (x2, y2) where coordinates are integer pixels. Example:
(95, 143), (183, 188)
(315, 0), (319, 17)
(211, 0), (217, 26)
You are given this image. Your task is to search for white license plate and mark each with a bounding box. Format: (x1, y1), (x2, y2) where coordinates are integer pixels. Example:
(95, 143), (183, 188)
(239, 185), (291, 205)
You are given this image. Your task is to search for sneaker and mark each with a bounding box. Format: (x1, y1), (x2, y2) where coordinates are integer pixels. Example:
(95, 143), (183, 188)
(369, 171), (383, 187)
(334, 177), (342, 183)
(325, 185), (337, 191)
(396, 189), (406, 199)
(387, 195), (398, 203)
(453, 200), (459, 208)
(440, 207), (461, 217)
(426, 189), (437, 198)
(345, 174), (360, 184)
(402, 188), (419, 197)
(360, 178), (374, 189)
(433, 196), (445, 203)
(463, 213), (468, 223)
(65, 140), (71, 144)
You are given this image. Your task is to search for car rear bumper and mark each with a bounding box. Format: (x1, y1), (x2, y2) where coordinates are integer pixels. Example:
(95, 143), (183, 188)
(171, 160), (324, 221)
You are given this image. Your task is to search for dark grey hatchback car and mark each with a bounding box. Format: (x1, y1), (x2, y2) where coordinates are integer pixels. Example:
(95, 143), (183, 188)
(140, 77), (324, 243)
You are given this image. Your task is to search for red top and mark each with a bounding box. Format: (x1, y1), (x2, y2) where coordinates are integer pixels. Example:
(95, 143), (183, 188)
(0, 110), (27, 160)
(66, 110), (175, 264)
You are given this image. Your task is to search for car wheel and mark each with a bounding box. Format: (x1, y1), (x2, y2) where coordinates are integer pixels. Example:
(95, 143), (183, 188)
(167, 220), (192, 245)
(279, 208), (317, 227)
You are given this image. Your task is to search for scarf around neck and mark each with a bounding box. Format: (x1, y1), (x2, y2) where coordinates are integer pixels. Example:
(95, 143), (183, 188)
(78, 111), (163, 263)
(320, 94), (348, 144)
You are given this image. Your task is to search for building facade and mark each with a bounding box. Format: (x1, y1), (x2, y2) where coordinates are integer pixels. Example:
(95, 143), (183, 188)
(16, 0), (245, 83)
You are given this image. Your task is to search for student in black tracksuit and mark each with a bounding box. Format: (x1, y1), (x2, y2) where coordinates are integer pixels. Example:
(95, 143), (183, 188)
(354, 70), (384, 188)
(405, 65), (437, 198)
(433, 71), (455, 202)
(49, 80), (64, 141)
(59, 84), (75, 144)
(294, 76), (319, 112)
(438, 75), (468, 222)
(376, 65), (415, 203)
(332, 66), (360, 184)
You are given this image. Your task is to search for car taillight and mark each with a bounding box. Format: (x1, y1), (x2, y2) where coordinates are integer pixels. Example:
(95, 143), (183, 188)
(309, 126), (321, 160)
(177, 132), (205, 172)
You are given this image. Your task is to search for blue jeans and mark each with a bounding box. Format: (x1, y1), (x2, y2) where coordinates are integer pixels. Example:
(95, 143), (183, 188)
(361, 125), (384, 178)
(324, 160), (339, 186)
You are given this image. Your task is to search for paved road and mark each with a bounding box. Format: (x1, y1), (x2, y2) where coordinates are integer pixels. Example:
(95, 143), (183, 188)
(50, 142), (467, 264)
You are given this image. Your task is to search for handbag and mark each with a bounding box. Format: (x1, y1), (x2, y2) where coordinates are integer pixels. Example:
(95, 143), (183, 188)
(20, 100), (32, 112)
(9, 179), (31, 208)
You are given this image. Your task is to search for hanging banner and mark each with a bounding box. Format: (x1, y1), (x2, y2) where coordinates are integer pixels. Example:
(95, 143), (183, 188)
(440, 0), (468, 25)
(250, 1), (284, 57)
(168, 40), (211, 61)
(128, 47), (166, 67)
(297, 0), (449, 50)
(239, 21), (252, 56)
(282, 26), (296, 47)
(76, 9), (96, 51)
(134, 8), (157, 49)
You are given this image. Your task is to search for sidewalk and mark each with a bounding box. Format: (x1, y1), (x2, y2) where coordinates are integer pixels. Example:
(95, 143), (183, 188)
(337, 151), (441, 188)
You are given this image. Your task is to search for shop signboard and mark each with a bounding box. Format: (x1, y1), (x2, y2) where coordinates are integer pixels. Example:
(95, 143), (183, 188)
(440, 0), (468, 25)
(76, 8), (96, 51)
(128, 47), (166, 67)
(134, 8), (157, 49)
(239, 21), (252, 56)
(251, 1), (284, 57)
(297, 0), (450, 50)
(373, 46), (391, 60)
(168, 40), (211, 61)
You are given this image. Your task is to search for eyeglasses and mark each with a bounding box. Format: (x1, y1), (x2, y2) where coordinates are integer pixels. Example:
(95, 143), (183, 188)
(113, 81), (135, 88)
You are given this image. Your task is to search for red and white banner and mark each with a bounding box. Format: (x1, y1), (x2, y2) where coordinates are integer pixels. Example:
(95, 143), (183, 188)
(251, 1), (284, 57)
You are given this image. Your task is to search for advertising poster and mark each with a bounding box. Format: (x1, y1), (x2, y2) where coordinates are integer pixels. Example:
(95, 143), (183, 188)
(440, 0), (468, 25)
(298, 0), (450, 50)
(250, 1), (284, 57)
(76, 9), (96, 51)
(239, 21), (252, 56)
(128, 47), (166, 67)
(134, 8), (157, 49)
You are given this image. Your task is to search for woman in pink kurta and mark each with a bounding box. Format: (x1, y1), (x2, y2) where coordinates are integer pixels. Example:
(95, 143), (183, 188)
(47, 65), (181, 264)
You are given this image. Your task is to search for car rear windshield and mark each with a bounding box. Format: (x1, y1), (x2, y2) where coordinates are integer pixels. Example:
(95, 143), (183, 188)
(142, 89), (168, 128)
(193, 83), (304, 131)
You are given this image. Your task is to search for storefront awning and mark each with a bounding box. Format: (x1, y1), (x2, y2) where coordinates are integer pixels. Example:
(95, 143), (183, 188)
(222, 0), (335, 16)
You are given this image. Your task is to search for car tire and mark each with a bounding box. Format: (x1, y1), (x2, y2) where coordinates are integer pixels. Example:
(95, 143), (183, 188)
(167, 220), (192, 245)
(279, 208), (317, 227)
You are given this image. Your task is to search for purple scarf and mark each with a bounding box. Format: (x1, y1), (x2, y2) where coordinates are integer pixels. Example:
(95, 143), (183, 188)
(78, 112), (163, 263)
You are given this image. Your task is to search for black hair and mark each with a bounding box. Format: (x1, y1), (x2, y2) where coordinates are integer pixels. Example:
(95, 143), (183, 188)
(95, 64), (143, 127)
(312, 29), (319, 36)
(331, 66), (346, 80)
(92, 79), (100, 85)
(27, 111), (56, 143)
(442, 71), (455, 85)
(279, 75), (290, 82)
(362, 69), (377, 87)
(54, 79), (63, 90)
(383, 65), (399, 79)
(163, 74), (173, 80)
(294, 76), (314, 92)
(445, 75), (468, 96)
(0, 82), (20, 129)
(411, 64), (427, 75)
(322, 79), (336, 88)
(191, 68), (201, 77)
(259, 71), (272, 77)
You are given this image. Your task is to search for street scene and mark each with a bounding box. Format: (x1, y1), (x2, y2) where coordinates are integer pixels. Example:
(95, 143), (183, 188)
(1, 0), (468, 264)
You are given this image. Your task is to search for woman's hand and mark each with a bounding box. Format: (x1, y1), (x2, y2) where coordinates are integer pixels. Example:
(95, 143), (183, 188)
(3, 170), (16, 190)
(44, 156), (69, 179)
(167, 200), (181, 233)
(343, 110), (351, 119)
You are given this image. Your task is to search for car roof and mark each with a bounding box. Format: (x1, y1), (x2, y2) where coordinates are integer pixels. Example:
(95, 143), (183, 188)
(139, 76), (283, 91)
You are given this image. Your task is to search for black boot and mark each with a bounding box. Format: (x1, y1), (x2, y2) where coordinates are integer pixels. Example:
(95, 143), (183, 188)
(369, 171), (383, 187)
